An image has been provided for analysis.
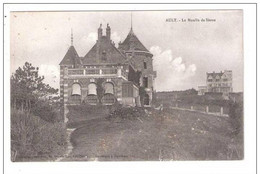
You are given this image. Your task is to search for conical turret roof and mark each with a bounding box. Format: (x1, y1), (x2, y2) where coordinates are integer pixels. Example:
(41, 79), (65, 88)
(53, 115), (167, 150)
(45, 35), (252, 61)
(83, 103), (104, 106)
(120, 28), (150, 52)
(59, 46), (81, 66)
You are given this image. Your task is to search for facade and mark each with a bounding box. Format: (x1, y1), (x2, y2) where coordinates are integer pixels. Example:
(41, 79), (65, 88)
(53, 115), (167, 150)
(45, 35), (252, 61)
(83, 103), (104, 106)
(118, 27), (157, 106)
(59, 23), (156, 117)
(198, 70), (233, 95)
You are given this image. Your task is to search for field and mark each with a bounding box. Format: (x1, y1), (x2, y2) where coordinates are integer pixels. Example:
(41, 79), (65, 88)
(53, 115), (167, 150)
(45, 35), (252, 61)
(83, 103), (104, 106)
(63, 107), (243, 161)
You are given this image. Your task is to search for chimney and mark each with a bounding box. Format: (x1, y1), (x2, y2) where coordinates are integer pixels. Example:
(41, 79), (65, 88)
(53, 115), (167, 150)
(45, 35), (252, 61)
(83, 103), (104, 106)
(97, 24), (102, 63)
(106, 23), (111, 40)
(98, 23), (103, 40)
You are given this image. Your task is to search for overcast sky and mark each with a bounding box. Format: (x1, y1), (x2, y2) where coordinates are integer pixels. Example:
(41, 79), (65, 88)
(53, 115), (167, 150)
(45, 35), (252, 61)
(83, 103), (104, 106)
(10, 11), (243, 92)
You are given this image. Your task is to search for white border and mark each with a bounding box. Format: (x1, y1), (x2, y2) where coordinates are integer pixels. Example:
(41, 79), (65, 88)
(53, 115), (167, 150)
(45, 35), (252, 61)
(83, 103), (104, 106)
(2, 3), (257, 174)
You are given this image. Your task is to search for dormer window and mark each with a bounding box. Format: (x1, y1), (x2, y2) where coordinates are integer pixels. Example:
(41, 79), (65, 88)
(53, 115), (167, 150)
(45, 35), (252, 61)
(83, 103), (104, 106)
(216, 75), (220, 82)
(207, 75), (213, 82)
(101, 51), (107, 61)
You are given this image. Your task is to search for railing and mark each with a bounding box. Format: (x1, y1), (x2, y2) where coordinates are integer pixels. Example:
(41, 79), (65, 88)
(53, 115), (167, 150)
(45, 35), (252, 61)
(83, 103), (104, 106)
(85, 69), (100, 75)
(68, 69), (84, 75)
(102, 68), (117, 74)
(69, 95), (81, 104)
(67, 68), (127, 78)
(169, 102), (229, 117)
(101, 94), (116, 104)
(85, 95), (98, 104)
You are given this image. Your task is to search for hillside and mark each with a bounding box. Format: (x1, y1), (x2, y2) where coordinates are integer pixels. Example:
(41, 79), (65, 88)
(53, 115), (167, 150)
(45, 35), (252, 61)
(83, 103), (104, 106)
(63, 107), (243, 161)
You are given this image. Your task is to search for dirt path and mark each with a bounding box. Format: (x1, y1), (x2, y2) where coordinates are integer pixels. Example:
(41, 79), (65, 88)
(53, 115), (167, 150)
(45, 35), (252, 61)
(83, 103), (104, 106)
(55, 128), (76, 162)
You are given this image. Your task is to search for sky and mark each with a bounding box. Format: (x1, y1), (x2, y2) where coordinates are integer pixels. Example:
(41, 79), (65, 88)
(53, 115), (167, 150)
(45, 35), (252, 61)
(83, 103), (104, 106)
(10, 11), (243, 92)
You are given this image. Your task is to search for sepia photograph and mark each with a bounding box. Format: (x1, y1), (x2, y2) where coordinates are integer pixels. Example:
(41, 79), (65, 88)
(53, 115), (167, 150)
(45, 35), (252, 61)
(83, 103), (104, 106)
(9, 10), (244, 162)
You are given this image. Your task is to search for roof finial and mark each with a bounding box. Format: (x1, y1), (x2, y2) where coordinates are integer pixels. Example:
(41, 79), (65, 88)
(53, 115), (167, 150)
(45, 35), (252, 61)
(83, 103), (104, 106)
(131, 11), (133, 31)
(71, 28), (73, 46)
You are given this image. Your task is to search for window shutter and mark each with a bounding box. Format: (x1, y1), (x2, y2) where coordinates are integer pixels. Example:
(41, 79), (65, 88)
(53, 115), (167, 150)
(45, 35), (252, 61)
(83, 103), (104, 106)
(88, 83), (97, 95)
(72, 83), (81, 96)
(104, 83), (114, 94)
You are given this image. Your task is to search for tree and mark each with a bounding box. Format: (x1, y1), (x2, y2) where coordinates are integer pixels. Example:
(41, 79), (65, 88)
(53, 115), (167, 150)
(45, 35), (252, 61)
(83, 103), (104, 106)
(10, 62), (66, 161)
(11, 62), (58, 112)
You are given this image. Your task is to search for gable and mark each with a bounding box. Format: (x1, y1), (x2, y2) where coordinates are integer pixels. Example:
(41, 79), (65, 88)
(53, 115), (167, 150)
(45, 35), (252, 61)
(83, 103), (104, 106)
(83, 36), (127, 65)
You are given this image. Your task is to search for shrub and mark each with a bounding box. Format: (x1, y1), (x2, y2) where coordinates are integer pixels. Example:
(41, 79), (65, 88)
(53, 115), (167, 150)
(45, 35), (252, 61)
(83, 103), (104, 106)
(11, 109), (67, 161)
(31, 101), (62, 123)
(228, 102), (243, 135)
(108, 105), (147, 121)
(66, 103), (111, 127)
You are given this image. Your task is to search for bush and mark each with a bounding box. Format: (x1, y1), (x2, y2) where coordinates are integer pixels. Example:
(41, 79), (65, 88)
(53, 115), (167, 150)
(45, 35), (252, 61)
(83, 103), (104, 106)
(11, 109), (67, 161)
(67, 103), (108, 116)
(228, 102), (243, 135)
(66, 103), (111, 127)
(31, 101), (62, 123)
(108, 105), (147, 121)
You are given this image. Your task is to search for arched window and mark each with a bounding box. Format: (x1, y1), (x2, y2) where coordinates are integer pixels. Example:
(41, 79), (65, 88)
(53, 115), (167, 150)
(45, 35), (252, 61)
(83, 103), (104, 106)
(101, 51), (107, 61)
(88, 83), (97, 95)
(104, 82), (114, 94)
(72, 83), (81, 96)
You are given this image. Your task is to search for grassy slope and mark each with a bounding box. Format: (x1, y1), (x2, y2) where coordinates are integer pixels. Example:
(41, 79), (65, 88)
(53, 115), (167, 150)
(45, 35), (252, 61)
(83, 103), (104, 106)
(65, 108), (243, 161)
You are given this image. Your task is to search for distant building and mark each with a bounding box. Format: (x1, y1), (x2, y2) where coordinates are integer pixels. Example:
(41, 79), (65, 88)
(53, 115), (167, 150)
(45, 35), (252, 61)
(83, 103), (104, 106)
(198, 70), (233, 95)
(59, 23), (156, 118)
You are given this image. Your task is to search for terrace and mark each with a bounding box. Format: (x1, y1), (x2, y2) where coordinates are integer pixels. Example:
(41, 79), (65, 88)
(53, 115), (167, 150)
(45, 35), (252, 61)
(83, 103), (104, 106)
(67, 67), (128, 79)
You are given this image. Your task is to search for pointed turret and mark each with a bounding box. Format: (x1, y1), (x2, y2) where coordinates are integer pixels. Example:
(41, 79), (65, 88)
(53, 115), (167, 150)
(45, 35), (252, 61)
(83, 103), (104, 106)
(118, 12), (150, 53)
(71, 28), (73, 46)
(119, 28), (150, 53)
(59, 30), (82, 67)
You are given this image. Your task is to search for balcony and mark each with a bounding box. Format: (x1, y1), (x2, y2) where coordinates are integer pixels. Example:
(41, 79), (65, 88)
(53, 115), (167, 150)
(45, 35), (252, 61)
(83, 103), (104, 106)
(68, 95), (81, 104)
(85, 95), (98, 105)
(85, 69), (100, 75)
(68, 69), (84, 75)
(67, 67), (128, 79)
(101, 94), (116, 105)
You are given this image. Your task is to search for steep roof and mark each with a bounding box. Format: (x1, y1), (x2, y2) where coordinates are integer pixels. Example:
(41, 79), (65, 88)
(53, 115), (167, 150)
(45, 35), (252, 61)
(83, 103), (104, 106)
(83, 36), (127, 65)
(119, 28), (150, 52)
(207, 72), (224, 79)
(59, 46), (81, 66)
